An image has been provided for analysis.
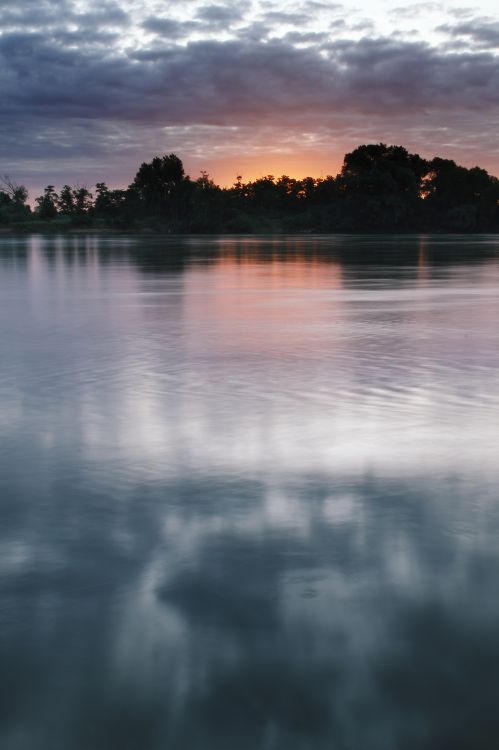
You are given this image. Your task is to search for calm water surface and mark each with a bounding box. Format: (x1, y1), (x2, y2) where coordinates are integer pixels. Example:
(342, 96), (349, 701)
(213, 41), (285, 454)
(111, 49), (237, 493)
(1, 234), (499, 749)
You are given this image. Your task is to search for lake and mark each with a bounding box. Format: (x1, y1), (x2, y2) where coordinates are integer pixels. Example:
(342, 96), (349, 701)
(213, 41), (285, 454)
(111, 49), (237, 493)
(1, 234), (499, 749)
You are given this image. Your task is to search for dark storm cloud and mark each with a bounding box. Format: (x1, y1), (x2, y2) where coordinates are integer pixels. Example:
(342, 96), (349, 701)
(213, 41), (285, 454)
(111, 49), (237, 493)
(331, 37), (499, 116)
(2, 33), (499, 127)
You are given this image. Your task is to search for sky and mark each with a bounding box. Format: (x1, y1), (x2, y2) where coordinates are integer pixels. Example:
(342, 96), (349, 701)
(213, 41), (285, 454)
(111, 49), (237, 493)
(1, 0), (499, 196)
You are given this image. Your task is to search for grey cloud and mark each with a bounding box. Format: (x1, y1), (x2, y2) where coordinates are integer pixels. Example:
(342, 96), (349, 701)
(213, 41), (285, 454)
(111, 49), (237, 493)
(51, 29), (121, 47)
(236, 21), (271, 41)
(389, 3), (443, 20)
(300, 1), (344, 10)
(438, 18), (499, 47)
(351, 20), (375, 32)
(70, 5), (130, 30)
(0, 0), (129, 31)
(326, 37), (499, 113)
(2, 32), (499, 130)
(448, 6), (477, 20)
(0, 6), (66, 29)
(141, 17), (199, 38)
(329, 19), (347, 30)
(262, 11), (311, 26)
(196, 4), (245, 25)
(282, 30), (332, 44)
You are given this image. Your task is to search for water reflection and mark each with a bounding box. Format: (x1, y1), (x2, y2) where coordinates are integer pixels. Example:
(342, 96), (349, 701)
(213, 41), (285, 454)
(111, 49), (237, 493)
(1, 235), (499, 749)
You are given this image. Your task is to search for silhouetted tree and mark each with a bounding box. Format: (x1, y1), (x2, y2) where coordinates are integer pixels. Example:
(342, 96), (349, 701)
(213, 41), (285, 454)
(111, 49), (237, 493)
(94, 182), (111, 215)
(423, 158), (499, 230)
(93, 182), (128, 220)
(0, 175), (28, 206)
(337, 144), (428, 229)
(58, 185), (75, 215)
(187, 171), (226, 232)
(131, 154), (188, 228)
(73, 187), (93, 214)
(35, 186), (58, 219)
(0, 176), (30, 223)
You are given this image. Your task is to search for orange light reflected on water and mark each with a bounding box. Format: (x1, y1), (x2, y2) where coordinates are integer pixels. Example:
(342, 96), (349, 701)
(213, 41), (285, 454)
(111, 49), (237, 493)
(183, 241), (343, 356)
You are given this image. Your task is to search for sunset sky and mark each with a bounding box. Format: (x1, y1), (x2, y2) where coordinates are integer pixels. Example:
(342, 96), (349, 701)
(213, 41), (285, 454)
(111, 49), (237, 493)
(1, 0), (499, 196)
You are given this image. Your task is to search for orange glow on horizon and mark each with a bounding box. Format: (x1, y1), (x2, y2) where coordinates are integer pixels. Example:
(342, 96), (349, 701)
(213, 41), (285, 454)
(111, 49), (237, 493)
(184, 151), (345, 187)
(182, 143), (499, 188)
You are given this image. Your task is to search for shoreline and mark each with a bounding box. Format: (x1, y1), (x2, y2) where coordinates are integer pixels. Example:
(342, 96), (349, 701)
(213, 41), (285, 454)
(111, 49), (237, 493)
(2, 226), (499, 237)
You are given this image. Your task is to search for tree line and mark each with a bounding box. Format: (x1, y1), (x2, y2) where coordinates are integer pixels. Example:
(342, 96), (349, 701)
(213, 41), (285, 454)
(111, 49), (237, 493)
(1, 144), (499, 233)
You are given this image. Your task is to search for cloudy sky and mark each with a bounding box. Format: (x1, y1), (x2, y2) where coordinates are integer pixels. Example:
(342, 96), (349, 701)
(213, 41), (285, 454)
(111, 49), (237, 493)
(1, 0), (499, 195)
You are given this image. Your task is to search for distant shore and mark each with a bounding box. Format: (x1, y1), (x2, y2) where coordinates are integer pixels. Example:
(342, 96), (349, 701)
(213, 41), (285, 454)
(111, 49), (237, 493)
(2, 145), (499, 234)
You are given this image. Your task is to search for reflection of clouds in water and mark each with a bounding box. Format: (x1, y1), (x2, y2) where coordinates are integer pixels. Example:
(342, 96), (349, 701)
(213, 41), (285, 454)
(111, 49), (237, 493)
(100, 474), (499, 748)
(3, 236), (499, 484)
(3, 236), (499, 747)
(74, 251), (499, 478)
(2, 462), (499, 746)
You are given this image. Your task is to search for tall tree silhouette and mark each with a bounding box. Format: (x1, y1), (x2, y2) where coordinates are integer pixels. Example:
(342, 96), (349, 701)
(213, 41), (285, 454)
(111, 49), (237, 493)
(131, 154), (187, 228)
(337, 144), (428, 230)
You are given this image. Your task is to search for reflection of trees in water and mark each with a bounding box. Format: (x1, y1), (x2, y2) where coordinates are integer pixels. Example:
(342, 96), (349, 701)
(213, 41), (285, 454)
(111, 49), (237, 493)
(0, 236), (30, 268)
(2, 234), (499, 279)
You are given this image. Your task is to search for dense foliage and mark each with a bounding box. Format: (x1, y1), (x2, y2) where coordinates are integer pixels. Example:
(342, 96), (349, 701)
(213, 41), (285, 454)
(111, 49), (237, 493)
(2, 145), (499, 233)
